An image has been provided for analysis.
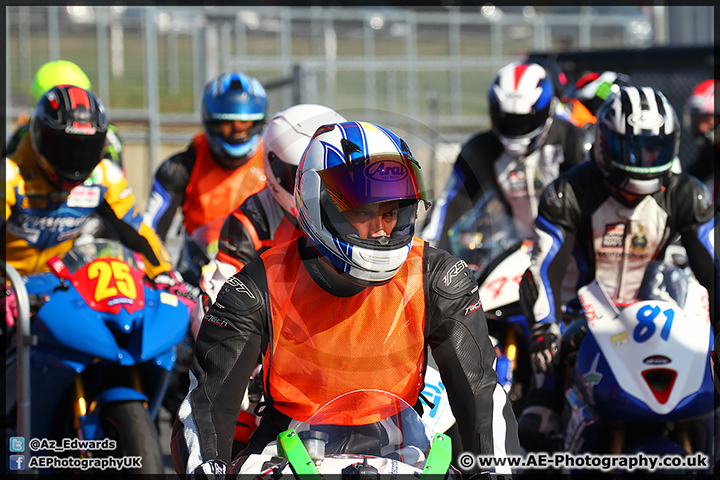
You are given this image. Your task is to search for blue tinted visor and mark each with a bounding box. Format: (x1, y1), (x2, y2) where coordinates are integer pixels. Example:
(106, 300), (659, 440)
(318, 154), (429, 212)
(601, 125), (676, 172)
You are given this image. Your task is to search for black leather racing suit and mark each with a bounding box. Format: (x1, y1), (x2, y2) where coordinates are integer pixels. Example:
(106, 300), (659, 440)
(171, 237), (520, 475)
(520, 160), (717, 332)
(421, 117), (590, 249)
(142, 147), (196, 241)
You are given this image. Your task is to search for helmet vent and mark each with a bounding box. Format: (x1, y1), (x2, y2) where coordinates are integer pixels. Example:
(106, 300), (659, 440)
(229, 79), (244, 91)
(340, 138), (363, 167)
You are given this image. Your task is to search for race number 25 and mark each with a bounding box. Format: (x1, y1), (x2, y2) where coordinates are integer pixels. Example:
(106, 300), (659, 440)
(87, 261), (137, 302)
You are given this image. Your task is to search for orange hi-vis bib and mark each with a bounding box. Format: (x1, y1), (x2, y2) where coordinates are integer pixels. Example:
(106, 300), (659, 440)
(183, 133), (266, 237)
(215, 213), (301, 272)
(262, 238), (427, 425)
(567, 98), (597, 129)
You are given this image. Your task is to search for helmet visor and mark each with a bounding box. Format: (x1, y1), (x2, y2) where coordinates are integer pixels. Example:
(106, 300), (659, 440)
(268, 152), (299, 195)
(490, 106), (550, 138)
(36, 126), (106, 182)
(206, 120), (265, 146)
(321, 197), (418, 251)
(317, 154), (429, 212)
(688, 114), (718, 140)
(601, 126), (676, 172)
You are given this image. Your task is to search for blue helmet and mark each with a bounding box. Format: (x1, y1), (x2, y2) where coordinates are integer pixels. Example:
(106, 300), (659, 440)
(202, 72), (267, 167)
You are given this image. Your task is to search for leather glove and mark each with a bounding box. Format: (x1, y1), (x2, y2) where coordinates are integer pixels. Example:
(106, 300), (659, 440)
(153, 270), (197, 313)
(529, 322), (562, 374)
(189, 459), (228, 480)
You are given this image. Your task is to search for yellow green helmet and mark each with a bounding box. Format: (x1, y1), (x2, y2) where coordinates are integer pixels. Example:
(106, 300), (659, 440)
(30, 60), (91, 102)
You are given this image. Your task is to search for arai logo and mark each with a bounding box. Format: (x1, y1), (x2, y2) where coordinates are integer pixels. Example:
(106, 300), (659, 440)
(627, 111), (664, 130)
(365, 160), (408, 182)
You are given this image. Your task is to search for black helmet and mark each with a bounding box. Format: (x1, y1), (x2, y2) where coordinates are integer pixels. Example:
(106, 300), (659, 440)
(594, 86), (679, 196)
(31, 85), (108, 190)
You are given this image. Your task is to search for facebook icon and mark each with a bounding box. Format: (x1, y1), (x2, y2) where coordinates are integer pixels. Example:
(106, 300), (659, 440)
(9, 454), (25, 470)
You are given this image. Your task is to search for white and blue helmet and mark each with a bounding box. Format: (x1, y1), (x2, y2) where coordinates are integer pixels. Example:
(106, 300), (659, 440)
(295, 121), (430, 285)
(202, 71), (267, 168)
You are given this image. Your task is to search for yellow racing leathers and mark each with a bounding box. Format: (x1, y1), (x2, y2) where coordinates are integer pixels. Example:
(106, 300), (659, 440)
(4, 134), (173, 279)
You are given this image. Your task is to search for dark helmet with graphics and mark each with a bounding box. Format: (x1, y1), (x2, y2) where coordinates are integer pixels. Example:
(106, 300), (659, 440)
(30, 85), (108, 190)
(570, 70), (632, 116)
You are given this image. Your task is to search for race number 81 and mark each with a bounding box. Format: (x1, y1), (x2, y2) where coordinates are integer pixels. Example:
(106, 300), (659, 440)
(633, 304), (674, 343)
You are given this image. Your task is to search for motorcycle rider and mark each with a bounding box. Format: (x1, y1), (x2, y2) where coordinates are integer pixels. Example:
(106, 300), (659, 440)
(5, 59), (125, 167)
(192, 103), (347, 337)
(516, 86), (717, 450)
(562, 70), (632, 131)
(171, 121), (520, 478)
(3, 86), (189, 334)
(162, 104), (346, 439)
(421, 60), (591, 249)
(683, 79), (717, 193)
(142, 71), (268, 287)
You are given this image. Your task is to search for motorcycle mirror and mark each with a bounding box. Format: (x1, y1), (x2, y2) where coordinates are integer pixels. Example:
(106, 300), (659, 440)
(47, 255), (72, 280)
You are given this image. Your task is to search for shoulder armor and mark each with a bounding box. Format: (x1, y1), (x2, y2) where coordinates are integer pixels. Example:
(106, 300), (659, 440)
(213, 270), (264, 316)
(239, 190), (277, 238)
(156, 148), (195, 188)
(462, 131), (502, 160)
(6, 158), (20, 183)
(431, 252), (478, 300)
(539, 178), (566, 219)
(100, 159), (125, 184)
(688, 175), (713, 223)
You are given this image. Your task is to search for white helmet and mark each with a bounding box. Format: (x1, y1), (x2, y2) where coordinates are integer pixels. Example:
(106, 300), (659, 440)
(263, 104), (347, 217)
(295, 121), (430, 286)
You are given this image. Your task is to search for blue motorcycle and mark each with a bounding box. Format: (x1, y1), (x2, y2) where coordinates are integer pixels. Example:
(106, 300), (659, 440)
(560, 261), (714, 477)
(4, 240), (189, 473)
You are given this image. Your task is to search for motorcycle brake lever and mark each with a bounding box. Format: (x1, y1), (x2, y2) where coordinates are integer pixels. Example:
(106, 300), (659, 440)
(52, 279), (70, 292)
